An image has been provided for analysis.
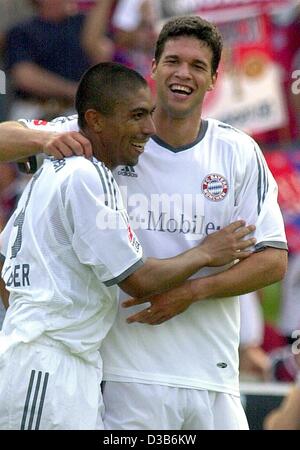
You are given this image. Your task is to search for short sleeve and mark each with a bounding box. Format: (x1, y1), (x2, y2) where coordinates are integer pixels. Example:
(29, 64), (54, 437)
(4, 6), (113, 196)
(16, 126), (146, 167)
(239, 292), (264, 347)
(64, 161), (143, 286)
(232, 140), (288, 251)
(17, 116), (79, 172)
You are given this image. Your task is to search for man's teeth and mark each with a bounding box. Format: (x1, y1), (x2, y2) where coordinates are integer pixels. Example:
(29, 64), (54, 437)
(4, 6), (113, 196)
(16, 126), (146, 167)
(170, 84), (192, 94)
(132, 143), (145, 149)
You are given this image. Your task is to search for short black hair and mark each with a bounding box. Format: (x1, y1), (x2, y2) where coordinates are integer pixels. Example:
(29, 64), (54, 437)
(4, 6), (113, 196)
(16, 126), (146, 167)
(75, 62), (148, 129)
(155, 16), (223, 75)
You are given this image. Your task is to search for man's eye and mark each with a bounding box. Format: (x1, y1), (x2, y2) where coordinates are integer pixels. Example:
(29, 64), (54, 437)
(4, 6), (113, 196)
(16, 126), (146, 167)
(194, 65), (206, 70)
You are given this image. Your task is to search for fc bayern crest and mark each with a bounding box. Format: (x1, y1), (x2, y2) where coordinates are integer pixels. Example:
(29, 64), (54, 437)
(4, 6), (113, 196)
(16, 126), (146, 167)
(201, 174), (228, 201)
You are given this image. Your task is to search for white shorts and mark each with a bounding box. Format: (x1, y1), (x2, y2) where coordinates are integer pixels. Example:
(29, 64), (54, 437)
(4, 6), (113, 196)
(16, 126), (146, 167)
(103, 382), (249, 430)
(0, 336), (104, 430)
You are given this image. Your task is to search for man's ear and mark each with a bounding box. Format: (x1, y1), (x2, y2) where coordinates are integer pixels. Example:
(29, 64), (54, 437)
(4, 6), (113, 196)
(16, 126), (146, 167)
(84, 109), (103, 132)
(207, 71), (218, 92)
(151, 58), (157, 80)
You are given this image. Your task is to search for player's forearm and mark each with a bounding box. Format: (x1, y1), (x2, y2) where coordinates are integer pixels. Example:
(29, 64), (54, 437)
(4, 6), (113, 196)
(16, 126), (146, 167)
(0, 121), (52, 161)
(148, 248), (210, 292)
(120, 247), (209, 298)
(189, 247), (287, 303)
(12, 62), (77, 100)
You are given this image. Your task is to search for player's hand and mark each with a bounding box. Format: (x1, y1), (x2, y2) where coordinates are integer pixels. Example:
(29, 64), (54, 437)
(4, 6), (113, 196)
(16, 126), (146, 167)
(200, 220), (256, 267)
(123, 283), (192, 325)
(43, 131), (93, 160)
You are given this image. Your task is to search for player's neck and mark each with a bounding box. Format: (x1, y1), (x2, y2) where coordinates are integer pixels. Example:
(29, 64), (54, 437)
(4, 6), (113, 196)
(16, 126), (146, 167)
(153, 109), (202, 148)
(82, 129), (115, 170)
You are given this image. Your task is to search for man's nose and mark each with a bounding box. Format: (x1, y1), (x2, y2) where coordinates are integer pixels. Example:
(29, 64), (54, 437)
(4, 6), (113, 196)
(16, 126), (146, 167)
(142, 116), (156, 137)
(175, 63), (192, 80)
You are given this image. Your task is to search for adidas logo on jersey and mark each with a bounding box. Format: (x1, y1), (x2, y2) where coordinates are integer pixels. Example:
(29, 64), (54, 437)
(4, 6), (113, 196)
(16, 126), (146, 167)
(117, 166), (138, 177)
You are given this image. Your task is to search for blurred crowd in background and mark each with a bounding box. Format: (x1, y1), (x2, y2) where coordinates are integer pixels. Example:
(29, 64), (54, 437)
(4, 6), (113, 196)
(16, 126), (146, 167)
(0, 0), (300, 406)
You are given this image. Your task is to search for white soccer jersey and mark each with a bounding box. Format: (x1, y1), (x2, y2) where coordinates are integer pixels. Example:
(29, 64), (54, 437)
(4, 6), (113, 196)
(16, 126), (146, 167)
(101, 118), (287, 396)
(0, 150), (143, 368)
(239, 292), (264, 347)
(12, 116), (287, 395)
(18, 115), (79, 132)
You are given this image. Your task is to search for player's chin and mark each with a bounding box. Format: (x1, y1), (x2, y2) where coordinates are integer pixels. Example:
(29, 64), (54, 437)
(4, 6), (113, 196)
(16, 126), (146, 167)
(126, 155), (140, 166)
(167, 104), (193, 119)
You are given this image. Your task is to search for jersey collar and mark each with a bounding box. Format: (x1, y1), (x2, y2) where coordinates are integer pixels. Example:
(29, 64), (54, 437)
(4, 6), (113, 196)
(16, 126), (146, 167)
(151, 119), (208, 153)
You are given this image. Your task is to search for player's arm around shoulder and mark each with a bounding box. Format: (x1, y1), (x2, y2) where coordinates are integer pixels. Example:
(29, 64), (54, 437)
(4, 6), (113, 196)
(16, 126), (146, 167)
(0, 118), (92, 162)
(0, 120), (46, 162)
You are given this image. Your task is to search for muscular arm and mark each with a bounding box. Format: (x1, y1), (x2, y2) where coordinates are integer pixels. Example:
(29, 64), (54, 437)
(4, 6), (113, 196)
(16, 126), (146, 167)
(120, 252), (211, 299)
(124, 247), (287, 324)
(0, 121), (52, 161)
(0, 122), (93, 162)
(119, 221), (256, 298)
(189, 247), (287, 301)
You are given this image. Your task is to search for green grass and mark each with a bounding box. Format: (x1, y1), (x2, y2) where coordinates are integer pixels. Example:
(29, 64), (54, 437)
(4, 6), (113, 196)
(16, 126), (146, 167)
(261, 282), (282, 325)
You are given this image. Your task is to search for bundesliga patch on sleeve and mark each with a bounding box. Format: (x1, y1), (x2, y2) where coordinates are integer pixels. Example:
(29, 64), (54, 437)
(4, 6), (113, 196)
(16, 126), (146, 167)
(201, 173), (229, 201)
(33, 119), (48, 126)
(127, 224), (141, 253)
